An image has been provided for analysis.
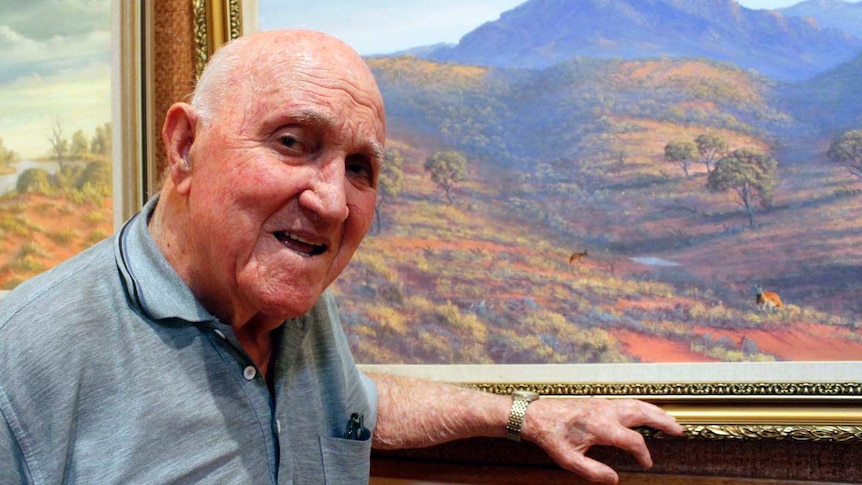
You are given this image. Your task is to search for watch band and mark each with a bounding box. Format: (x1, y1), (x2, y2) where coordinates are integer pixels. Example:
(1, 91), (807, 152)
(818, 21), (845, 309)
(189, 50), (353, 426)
(506, 390), (539, 442)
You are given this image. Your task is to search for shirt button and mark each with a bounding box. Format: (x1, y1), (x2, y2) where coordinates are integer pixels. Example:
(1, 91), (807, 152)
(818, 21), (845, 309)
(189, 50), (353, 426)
(243, 366), (256, 381)
(276, 419), (282, 434)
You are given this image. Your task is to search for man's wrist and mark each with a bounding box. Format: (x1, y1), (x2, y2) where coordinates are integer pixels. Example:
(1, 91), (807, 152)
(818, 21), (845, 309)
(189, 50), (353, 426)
(506, 390), (539, 442)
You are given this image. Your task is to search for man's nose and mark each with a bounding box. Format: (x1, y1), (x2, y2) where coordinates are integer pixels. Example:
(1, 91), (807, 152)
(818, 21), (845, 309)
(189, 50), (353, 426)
(300, 162), (350, 223)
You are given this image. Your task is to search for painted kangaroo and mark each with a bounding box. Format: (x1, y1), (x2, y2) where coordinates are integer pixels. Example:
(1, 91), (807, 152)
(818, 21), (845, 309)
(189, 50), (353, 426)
(754, 285), (782, 313)
(568, 250), (588, 265)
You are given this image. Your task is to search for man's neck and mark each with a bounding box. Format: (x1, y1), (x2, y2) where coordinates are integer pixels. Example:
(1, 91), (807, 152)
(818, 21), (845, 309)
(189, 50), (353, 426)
(235, 321), (275, 379)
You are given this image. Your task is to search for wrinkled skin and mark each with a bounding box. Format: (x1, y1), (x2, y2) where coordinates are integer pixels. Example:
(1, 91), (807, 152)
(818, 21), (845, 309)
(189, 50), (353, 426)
(525, 397), (679, 483)
(151, 30), (385, 365)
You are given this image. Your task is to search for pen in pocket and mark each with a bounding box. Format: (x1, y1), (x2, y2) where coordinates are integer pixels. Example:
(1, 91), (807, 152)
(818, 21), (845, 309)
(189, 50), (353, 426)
(343, 412), (368, 440)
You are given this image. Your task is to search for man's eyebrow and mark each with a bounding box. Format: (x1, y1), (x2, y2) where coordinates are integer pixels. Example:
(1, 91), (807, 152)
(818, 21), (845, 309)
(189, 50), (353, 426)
(369, 142), (386, 164)
(285, 109), (384, 162)
(292, 109), (329, 125)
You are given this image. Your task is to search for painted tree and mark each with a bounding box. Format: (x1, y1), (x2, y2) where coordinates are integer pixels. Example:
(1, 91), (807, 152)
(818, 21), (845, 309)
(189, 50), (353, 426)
(46, 118), (70, 170)
(424, 150), (467, 204)
(695, 133), (728, 174)
(90, 122), (112, 157)
(664, 139), (698, 178)
(826, 129), (862, 180)
(79, 160), (112, 196)
(375, 147), (404, 233)
(707, 148), (778, 229)
(71, 129), (89, 160)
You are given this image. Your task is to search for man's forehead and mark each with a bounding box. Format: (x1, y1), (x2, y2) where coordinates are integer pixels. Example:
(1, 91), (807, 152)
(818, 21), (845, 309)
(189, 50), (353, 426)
(244, 69), (381, 121)
(243, 34), (375, 87)
(209, 33), (386, 140)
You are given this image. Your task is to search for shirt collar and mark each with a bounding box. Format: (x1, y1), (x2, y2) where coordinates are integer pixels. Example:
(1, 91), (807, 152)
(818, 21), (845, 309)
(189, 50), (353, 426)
(115, 195), (215, 323)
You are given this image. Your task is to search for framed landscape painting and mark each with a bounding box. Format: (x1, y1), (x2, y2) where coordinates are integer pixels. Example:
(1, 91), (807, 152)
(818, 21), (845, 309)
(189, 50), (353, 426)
(203, 0), (862, 440)
(0, 0), (147, 297)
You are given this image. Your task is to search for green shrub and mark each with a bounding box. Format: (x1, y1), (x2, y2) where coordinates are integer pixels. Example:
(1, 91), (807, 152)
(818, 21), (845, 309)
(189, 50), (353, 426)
(85, 229), (111, 246)
(0, 215), (38, 237)
(5, 254), (45, 273)
(48, 228), (79, 244)
(2, 276), (24, 290)
(83, 210), (105, 224)
(17, 241), (50, 259)
(16, 168), (54, 194)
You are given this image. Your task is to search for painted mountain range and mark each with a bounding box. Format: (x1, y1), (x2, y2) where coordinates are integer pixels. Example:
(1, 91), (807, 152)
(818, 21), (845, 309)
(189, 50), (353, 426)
(419, 0), (862, 82)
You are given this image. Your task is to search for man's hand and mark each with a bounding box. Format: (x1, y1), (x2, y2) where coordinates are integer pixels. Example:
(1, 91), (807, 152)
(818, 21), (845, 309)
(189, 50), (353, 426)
(521, 397), (684, 484)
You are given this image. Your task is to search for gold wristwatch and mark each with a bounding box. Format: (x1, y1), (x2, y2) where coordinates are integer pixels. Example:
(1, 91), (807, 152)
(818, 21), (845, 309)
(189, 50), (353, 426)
(506, 390), (539, 442)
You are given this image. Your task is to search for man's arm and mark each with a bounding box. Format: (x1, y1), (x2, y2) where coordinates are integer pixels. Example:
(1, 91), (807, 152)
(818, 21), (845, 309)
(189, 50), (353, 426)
(368, 372), (683, 485)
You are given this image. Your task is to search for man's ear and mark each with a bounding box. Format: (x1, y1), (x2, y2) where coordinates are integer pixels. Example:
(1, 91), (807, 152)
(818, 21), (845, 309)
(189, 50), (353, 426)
(161, 102), (197, 194)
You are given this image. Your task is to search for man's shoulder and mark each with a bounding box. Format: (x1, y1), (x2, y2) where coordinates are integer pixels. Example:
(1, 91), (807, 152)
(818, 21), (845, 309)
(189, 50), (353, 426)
(0, 237), (118, 331)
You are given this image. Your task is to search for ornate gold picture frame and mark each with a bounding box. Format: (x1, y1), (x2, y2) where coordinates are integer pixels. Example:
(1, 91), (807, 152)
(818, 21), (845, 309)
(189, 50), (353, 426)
(194, 0), (862, 444)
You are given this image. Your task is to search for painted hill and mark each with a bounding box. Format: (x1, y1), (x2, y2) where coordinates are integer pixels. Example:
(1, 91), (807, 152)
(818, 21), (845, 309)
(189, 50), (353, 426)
(779, 0), (862, 38)
(422, 0), (862, 82)
(368, 56), (793, 169)
(780, 50), (862, 138)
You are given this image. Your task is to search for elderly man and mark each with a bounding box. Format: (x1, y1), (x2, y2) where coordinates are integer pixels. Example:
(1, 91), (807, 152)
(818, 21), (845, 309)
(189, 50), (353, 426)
(0, 30), (681, 484)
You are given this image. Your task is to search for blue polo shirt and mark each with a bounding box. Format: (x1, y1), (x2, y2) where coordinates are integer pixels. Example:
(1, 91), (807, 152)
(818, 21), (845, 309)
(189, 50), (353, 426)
(0, 197), (378, 484)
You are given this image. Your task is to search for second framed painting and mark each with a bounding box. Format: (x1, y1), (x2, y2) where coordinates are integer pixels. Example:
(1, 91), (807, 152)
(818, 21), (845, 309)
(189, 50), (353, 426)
(0, 0), (148, 297)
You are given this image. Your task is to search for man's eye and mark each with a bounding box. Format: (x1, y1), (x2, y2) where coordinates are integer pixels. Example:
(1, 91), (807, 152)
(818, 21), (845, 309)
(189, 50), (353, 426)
(346, 154), (375, 186)
(279, 135), (303, 151)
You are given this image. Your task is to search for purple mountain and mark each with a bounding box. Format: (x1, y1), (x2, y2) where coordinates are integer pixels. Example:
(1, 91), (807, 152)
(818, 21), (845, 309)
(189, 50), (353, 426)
(422, 0), (862, 82)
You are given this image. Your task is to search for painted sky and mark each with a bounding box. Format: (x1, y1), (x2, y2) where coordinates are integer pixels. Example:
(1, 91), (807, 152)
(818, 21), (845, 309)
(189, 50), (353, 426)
(0, 0), (111, 158)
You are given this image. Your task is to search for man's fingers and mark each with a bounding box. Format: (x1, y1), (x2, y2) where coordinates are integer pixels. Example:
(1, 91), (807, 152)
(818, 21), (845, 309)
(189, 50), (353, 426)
(526, 397), (683, 482)
(603, 400), (683, 469)
(578, 400), (678, 471)
(616, 400), (685, 436)
(602, 426), (653, 469)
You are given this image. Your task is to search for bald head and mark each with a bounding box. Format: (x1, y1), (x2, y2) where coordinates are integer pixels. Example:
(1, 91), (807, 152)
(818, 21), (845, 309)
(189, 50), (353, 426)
(191, 29), (386, 133)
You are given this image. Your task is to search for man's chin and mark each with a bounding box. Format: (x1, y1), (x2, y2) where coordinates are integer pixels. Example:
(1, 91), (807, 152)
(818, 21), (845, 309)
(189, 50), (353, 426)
(259, 288), (323, 320)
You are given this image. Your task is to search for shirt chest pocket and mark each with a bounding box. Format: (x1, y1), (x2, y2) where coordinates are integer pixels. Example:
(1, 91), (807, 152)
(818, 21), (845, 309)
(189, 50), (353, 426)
(319, 434), (372, 485)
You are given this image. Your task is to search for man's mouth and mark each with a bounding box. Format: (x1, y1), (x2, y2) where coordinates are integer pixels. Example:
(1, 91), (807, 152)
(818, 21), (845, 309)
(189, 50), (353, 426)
(274, 231), (327, 256)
